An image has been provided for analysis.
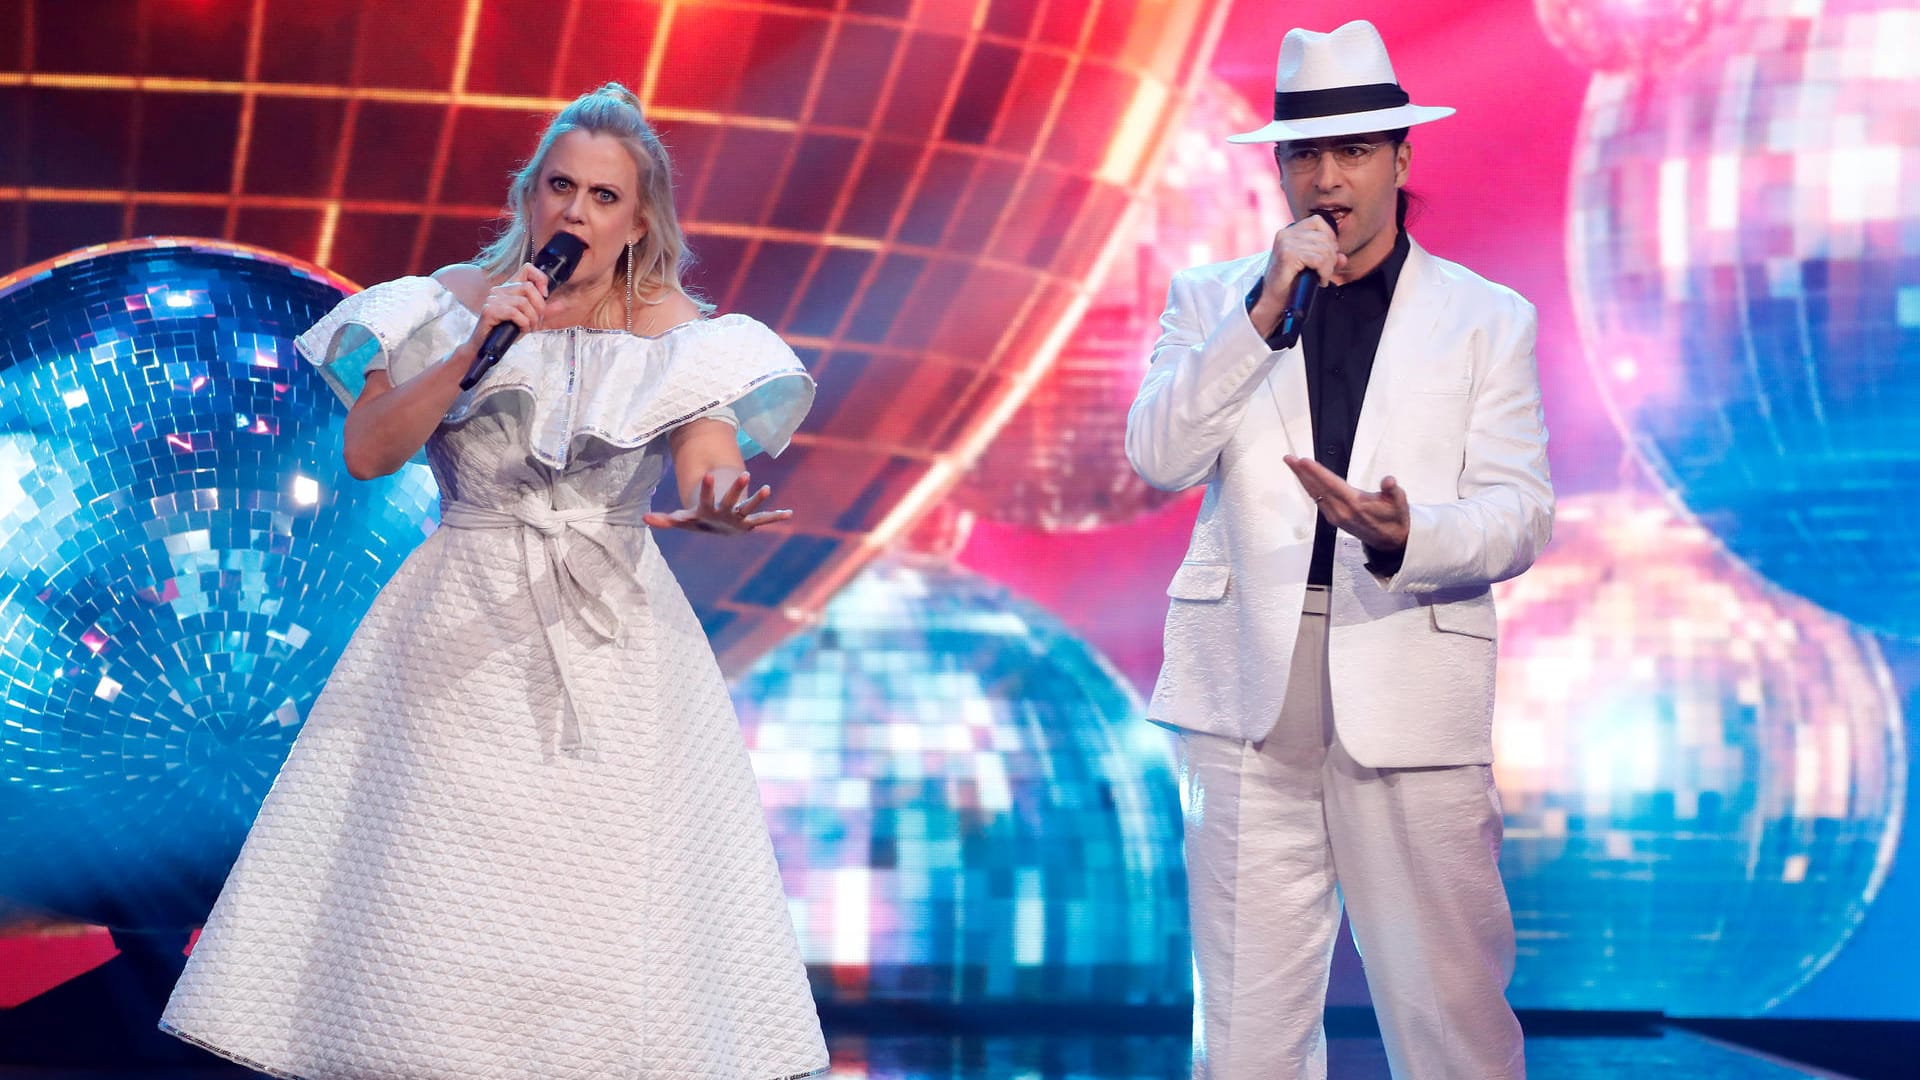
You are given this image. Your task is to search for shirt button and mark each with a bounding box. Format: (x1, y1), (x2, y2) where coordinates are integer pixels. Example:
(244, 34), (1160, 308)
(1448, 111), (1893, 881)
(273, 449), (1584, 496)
(1329, 364), (1345, 377)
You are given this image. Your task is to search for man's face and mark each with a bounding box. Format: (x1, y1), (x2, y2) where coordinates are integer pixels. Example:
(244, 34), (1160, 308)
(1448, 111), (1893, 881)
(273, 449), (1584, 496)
(1273, 132), (1411, 278)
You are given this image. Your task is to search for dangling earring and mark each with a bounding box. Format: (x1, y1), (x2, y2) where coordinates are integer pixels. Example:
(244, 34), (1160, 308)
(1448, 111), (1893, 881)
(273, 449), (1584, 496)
(625, 239), (636, 334)
(525, 236), (534, 265)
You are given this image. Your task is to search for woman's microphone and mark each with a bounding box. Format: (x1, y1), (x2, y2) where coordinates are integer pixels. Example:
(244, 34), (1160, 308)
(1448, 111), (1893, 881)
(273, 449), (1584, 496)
(460, 232), (589, 390)
(1273, 208), (1340, 349)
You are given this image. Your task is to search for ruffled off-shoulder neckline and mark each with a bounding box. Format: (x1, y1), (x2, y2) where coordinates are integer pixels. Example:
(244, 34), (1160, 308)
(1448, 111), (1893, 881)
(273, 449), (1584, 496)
(294, 276), (813, 469)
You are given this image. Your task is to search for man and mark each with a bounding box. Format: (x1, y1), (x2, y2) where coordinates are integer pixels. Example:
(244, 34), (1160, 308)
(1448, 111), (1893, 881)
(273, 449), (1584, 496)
(1126, 20), (1553, 1080)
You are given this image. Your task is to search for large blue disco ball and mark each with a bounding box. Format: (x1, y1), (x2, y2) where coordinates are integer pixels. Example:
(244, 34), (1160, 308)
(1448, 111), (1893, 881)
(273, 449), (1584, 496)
(732, 557), (1188, 1005)
(0, 239), (438, 930)
(1493, 493), (1905, 1015)
(1569, 0), (1920, 637)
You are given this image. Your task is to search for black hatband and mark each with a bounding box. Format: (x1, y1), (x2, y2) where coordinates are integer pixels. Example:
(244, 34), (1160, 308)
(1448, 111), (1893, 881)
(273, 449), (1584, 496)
(1273, 83), (1408, 121)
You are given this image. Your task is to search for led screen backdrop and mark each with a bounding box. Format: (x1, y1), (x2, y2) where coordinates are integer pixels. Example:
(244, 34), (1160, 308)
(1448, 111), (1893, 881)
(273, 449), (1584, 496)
(2, 0), (1915, 1024)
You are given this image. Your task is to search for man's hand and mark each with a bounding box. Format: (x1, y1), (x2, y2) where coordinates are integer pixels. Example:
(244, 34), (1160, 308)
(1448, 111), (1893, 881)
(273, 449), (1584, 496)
(1249, 215), (1347, 335)
(1284, 455), (1410, 551)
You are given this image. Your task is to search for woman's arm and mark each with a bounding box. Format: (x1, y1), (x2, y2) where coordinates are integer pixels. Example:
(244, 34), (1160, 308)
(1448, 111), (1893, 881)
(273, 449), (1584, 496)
(643, 418), (791, 534)
(342, 359), (467, 480)
(341, 263), (548, 479)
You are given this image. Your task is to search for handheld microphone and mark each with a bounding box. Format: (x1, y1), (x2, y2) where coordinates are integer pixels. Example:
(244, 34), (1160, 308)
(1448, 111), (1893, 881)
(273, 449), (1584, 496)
(1272, 208), (1340, 350)
(459, 232), (589, 390)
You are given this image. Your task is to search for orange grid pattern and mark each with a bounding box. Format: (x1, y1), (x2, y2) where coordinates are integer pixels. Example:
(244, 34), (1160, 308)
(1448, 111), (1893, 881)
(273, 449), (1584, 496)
(1, 0), (1228, 672)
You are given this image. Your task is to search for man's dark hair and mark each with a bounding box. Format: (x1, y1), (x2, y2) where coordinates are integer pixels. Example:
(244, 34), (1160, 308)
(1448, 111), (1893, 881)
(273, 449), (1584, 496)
(1382, 127), (1424, 230)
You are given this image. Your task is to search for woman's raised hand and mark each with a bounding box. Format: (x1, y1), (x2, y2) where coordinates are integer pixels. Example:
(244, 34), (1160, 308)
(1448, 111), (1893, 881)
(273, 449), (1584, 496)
(464, 262), (552, 355)
(643, 470), (792, 535)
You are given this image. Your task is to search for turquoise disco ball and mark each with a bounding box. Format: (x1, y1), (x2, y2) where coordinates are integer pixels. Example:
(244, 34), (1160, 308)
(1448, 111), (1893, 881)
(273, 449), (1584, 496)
(1569, 0), (1920, 637)
(1493, 493), (1905, 1015)
(0, 240), (438, 930)
(732, 557), (1188, 1005)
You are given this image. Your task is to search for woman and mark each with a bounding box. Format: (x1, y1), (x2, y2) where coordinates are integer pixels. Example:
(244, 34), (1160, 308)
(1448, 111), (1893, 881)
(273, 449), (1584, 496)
(160, 83), (830, 1080)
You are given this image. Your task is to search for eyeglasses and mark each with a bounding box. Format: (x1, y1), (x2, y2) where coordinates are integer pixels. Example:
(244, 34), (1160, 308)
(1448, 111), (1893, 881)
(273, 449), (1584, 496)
(1275, 140), (1392, 175)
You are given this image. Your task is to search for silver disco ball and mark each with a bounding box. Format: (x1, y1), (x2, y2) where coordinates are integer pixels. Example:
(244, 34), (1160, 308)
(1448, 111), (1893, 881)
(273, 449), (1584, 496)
(732, 556), (1188, 1004)
(1569, 0), (1920, 637)
(0, 240), (438, 930)
(1494, 492), (1905, 1015)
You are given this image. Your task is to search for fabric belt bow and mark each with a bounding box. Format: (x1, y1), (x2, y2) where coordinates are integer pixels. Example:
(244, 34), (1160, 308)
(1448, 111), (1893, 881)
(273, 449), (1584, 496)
(438, 500), (651, 758)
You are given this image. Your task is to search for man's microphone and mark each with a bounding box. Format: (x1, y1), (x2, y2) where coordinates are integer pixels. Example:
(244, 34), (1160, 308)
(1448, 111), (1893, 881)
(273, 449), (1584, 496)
(459, 232), (589, 390)
(1273, 208), (1340, 350)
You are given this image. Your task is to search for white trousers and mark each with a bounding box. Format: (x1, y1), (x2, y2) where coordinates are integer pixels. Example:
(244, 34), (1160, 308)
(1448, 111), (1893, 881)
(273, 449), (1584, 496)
(1181, 597), (1524, 1080)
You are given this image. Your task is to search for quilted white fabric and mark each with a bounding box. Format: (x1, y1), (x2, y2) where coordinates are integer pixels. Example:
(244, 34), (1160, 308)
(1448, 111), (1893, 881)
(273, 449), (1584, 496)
(159, 282), (830, 1079)
(291, 276), (814, 466)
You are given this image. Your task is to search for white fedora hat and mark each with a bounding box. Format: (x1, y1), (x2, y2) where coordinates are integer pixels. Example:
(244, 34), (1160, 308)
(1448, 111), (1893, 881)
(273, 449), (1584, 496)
(1227, 20), (1454, 144)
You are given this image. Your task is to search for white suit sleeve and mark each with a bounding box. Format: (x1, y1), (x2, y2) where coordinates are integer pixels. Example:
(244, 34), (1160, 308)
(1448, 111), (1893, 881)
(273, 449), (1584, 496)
(1386, 296), (1554, 593)
(1125, 269), (1293, 492)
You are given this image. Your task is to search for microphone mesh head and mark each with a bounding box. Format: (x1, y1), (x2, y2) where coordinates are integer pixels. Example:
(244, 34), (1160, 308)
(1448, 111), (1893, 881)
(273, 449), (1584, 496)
(536, 232), (588, 286)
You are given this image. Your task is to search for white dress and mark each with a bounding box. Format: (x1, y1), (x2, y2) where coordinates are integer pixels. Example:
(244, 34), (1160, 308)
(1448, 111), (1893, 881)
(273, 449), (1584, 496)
(159, 277), (830, 1080)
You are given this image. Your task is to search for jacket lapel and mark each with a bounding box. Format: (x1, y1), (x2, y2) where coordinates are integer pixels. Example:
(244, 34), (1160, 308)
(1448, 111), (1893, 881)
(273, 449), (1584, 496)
(1348, 238), (1448, 486)
(1249, 266), (1315, 461)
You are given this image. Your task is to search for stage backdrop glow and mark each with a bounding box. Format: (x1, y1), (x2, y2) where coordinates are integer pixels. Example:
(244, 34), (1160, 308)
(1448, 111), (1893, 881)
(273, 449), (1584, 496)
(0, 0), (1234, 675)
(953, 77), (1280, 533)
(0, 0), (1915, 1027)
(1533, 0), (1737, 71)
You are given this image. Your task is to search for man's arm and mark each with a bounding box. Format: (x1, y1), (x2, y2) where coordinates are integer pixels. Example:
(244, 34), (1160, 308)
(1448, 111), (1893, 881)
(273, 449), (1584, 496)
(1386, 296), (1554, 592)
(1125, 269), (1292, 492)
(1283, 294), (1553, 592)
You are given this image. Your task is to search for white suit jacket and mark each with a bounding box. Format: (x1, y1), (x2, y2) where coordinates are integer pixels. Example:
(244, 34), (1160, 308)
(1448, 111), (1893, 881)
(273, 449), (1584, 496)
(1126, 239), (1553, 768)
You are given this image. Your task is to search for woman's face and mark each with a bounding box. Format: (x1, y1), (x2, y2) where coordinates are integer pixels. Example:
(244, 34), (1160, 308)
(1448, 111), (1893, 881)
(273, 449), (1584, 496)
(527, 129), (645, 291)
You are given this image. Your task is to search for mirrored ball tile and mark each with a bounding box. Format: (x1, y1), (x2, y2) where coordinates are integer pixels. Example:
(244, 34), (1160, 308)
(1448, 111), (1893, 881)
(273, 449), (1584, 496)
(0, 240), (438, 930)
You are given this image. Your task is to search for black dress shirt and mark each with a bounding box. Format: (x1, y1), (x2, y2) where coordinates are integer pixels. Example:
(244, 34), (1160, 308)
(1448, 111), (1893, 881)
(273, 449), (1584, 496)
(1247, 228), (1412, 585)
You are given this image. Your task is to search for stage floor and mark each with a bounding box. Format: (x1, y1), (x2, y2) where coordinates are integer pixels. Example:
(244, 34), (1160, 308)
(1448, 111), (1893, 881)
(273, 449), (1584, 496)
(0, 1029), (1851, 1079)
(827, 1031), (1847, 1078)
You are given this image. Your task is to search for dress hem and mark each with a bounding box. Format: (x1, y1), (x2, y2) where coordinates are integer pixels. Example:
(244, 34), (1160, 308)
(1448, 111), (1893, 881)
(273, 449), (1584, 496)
(160, 1021), (312, 1080)
(159, 1019), (832, 1080)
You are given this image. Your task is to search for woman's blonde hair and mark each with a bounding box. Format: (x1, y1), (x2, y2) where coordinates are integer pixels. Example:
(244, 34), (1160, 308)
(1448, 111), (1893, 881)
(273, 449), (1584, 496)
(476, 82), (708, 313)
